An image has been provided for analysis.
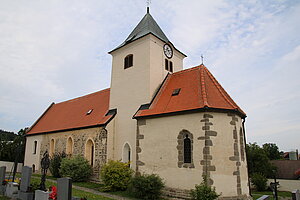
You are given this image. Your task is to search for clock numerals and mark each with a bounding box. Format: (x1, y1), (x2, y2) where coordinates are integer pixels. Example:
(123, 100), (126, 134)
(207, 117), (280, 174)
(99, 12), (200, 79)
(164, 44), (173, 59)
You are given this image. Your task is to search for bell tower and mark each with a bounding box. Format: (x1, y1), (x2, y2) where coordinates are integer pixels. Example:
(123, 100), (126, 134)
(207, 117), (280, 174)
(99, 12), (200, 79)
(108, 9), (186, 168)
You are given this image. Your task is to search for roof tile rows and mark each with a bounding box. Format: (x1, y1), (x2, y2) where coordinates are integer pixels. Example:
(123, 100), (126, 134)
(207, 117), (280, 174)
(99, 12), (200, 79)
(26, 89), (113, 135)
(134, 65), (246, 118)
(27, 65), (245, 135)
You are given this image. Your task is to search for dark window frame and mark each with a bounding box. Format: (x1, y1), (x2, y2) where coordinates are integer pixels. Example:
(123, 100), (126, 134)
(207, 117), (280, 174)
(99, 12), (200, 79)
(33, 141), (37, 154)
(124, 54), (133, 69)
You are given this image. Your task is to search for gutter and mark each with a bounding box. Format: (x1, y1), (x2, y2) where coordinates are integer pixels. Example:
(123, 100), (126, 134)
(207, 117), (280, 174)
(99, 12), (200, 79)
(242, 118), (252, 197)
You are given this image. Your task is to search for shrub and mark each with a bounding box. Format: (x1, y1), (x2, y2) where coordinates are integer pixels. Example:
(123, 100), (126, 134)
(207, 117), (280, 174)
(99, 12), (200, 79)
(50, 152), (67, 178)
(251, 173), (267, 191)
(100, 160), (133, 191)
(191, 178), (220, 200)
(60, 155), (92, 182)
(129, 174), (164, 200)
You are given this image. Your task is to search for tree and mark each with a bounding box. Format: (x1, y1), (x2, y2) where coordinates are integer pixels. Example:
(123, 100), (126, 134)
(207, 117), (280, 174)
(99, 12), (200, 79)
(0, 128), (27, 162)
(246, 143), (276, 178)
(262, 143), (282, 160)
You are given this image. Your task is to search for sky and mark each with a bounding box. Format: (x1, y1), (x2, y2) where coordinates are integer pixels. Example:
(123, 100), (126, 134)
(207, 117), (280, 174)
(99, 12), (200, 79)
(0, 0), (299, 151)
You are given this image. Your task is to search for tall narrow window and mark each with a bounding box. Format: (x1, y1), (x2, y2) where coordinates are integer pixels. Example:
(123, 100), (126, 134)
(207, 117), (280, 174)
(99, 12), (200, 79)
(85, 139), (94, 166)
(169, 61), (173, 72)
(123, 143), (131, 167)
(165, 59), (173, 72)
(177, 130), (194, 168)
(33, 141), (37, 154)
(165, 59), (168, 70)
(184, 135), (192, 163)
(50, 139), (55, 157)
(66, 137), (73, 155)
(124, 54), (133, 69)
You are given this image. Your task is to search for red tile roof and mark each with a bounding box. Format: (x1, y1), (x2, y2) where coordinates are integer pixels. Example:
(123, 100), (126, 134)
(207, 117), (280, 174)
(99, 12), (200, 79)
(134, 65), (246, 118)
(26, 89), (113, 135)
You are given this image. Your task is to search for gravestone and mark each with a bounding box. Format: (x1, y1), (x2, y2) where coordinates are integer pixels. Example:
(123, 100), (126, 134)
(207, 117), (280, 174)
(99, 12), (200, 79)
(35, 190), (50, 200)
(18, 166), (34, 200)
(5, 182), (19, 198)
(292, 189), (300, 200)
(0, 166), (6, 195)
(257, 195), (270, 200)
(57, 177), (72, 200)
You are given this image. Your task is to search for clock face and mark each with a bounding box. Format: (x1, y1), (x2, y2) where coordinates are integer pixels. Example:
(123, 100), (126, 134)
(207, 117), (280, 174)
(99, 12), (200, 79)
(163, 44), (173, 59)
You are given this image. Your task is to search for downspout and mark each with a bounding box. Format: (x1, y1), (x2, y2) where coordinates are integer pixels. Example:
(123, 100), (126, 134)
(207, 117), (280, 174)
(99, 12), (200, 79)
(242, 118), (251, 197)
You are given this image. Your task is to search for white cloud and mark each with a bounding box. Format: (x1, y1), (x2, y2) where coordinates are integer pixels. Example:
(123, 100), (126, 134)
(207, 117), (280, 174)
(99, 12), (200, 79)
(0, 0), (299, 151)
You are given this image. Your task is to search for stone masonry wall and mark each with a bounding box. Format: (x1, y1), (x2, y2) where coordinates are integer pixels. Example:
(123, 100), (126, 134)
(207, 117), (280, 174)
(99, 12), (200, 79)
(39, 127), (107, 177)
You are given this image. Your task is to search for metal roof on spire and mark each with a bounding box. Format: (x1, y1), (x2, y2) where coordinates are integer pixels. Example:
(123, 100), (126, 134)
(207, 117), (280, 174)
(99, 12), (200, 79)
(109, 10), (170, 53)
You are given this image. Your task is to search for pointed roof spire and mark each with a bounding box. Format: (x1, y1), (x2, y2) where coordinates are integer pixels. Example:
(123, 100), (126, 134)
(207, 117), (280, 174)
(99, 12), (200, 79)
(109, 10), (169, 53)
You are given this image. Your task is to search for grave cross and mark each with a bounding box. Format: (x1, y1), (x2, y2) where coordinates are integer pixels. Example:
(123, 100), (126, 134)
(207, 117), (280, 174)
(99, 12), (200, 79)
(39, 151), (50, 191)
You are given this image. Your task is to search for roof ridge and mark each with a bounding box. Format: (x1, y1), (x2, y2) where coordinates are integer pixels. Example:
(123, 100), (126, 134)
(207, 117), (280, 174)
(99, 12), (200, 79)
(203, 67), (237, 108)
(56, 88), (110, 105)
(199, 67), (209, 107)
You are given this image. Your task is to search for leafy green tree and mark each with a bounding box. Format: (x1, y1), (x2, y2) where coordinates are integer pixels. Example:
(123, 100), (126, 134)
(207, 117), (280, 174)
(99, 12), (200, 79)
(262, 143), (282, 160)
(246, 143), (276, 178)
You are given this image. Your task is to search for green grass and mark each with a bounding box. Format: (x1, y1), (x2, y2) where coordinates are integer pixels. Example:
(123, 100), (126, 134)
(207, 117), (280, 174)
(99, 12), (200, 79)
(73, 188), (113, 200)
(73, 181), (104, 189)
(252, 190), (292, 199)
(0, 196), (11, 200)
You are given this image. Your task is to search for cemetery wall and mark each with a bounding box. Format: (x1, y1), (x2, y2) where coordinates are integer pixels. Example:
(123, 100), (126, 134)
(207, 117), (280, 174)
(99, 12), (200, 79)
(0, 161), (23, 172)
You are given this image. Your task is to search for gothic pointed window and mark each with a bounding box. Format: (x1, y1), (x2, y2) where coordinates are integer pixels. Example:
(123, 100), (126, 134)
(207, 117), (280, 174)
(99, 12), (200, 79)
(184, 135), (191, 163)
(124, 54), (133, 69)
(177, 130), (194, 168)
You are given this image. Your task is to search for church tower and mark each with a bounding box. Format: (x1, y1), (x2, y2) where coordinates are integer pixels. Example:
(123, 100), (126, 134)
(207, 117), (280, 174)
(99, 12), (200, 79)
(108, 9), (186, 168)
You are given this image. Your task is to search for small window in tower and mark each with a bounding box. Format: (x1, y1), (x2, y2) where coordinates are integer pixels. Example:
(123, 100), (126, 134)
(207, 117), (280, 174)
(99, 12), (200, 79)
(86, 109), (93, 115)
(169, 61), (173, 72)
(124, 54), (133, 69)
(165, 59), (168, 70)
(172, 88), (181, 96)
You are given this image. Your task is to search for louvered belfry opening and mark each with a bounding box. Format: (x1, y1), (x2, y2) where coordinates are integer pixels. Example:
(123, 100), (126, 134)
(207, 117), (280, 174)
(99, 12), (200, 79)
(184, 134), (192, 163)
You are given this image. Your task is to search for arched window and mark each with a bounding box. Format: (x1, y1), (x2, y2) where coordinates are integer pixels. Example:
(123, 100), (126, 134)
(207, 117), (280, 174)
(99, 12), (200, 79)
(177, 130), (194, 168)
(165, 59), (173, 72)
(85, 139), (94, 166)
(33, 141), (37, 154)
(184, 135), (191, 163)
(50, 139), (55, 157)
(124, 54), (133, 69)
(66, 137), (73, 155)
(122, 143), (131, 164)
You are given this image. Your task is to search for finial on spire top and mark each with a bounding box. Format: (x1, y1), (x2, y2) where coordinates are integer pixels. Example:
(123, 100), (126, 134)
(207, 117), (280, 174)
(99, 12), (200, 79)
(147, 0), (151, 13)
(201, 54), (204, 65)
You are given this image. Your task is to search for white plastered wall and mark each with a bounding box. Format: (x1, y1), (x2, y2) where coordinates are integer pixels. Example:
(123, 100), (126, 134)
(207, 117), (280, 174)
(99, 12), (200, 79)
(137, 111), (249, 197)
(109, 35), (185, 169)
(24, 134), (43, 170)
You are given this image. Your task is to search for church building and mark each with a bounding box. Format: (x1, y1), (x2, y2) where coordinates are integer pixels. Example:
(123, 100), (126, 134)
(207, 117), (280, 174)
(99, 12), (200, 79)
(24, 8), (251, 199)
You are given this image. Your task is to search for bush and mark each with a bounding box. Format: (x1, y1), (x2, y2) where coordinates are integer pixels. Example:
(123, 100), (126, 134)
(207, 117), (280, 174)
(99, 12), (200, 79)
(251, 173), (267, 191)
(60, 155), (92, 182)
(50, 152), (67, 178)
(129, 174), (164, 200)
(100, 160), (133, 191)
(191, 178), (220, 200)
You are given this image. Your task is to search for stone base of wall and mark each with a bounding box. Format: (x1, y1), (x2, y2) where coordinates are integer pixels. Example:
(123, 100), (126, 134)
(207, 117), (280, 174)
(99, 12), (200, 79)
(162, 187), (191, 200)
(162, 187), (252, 200)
